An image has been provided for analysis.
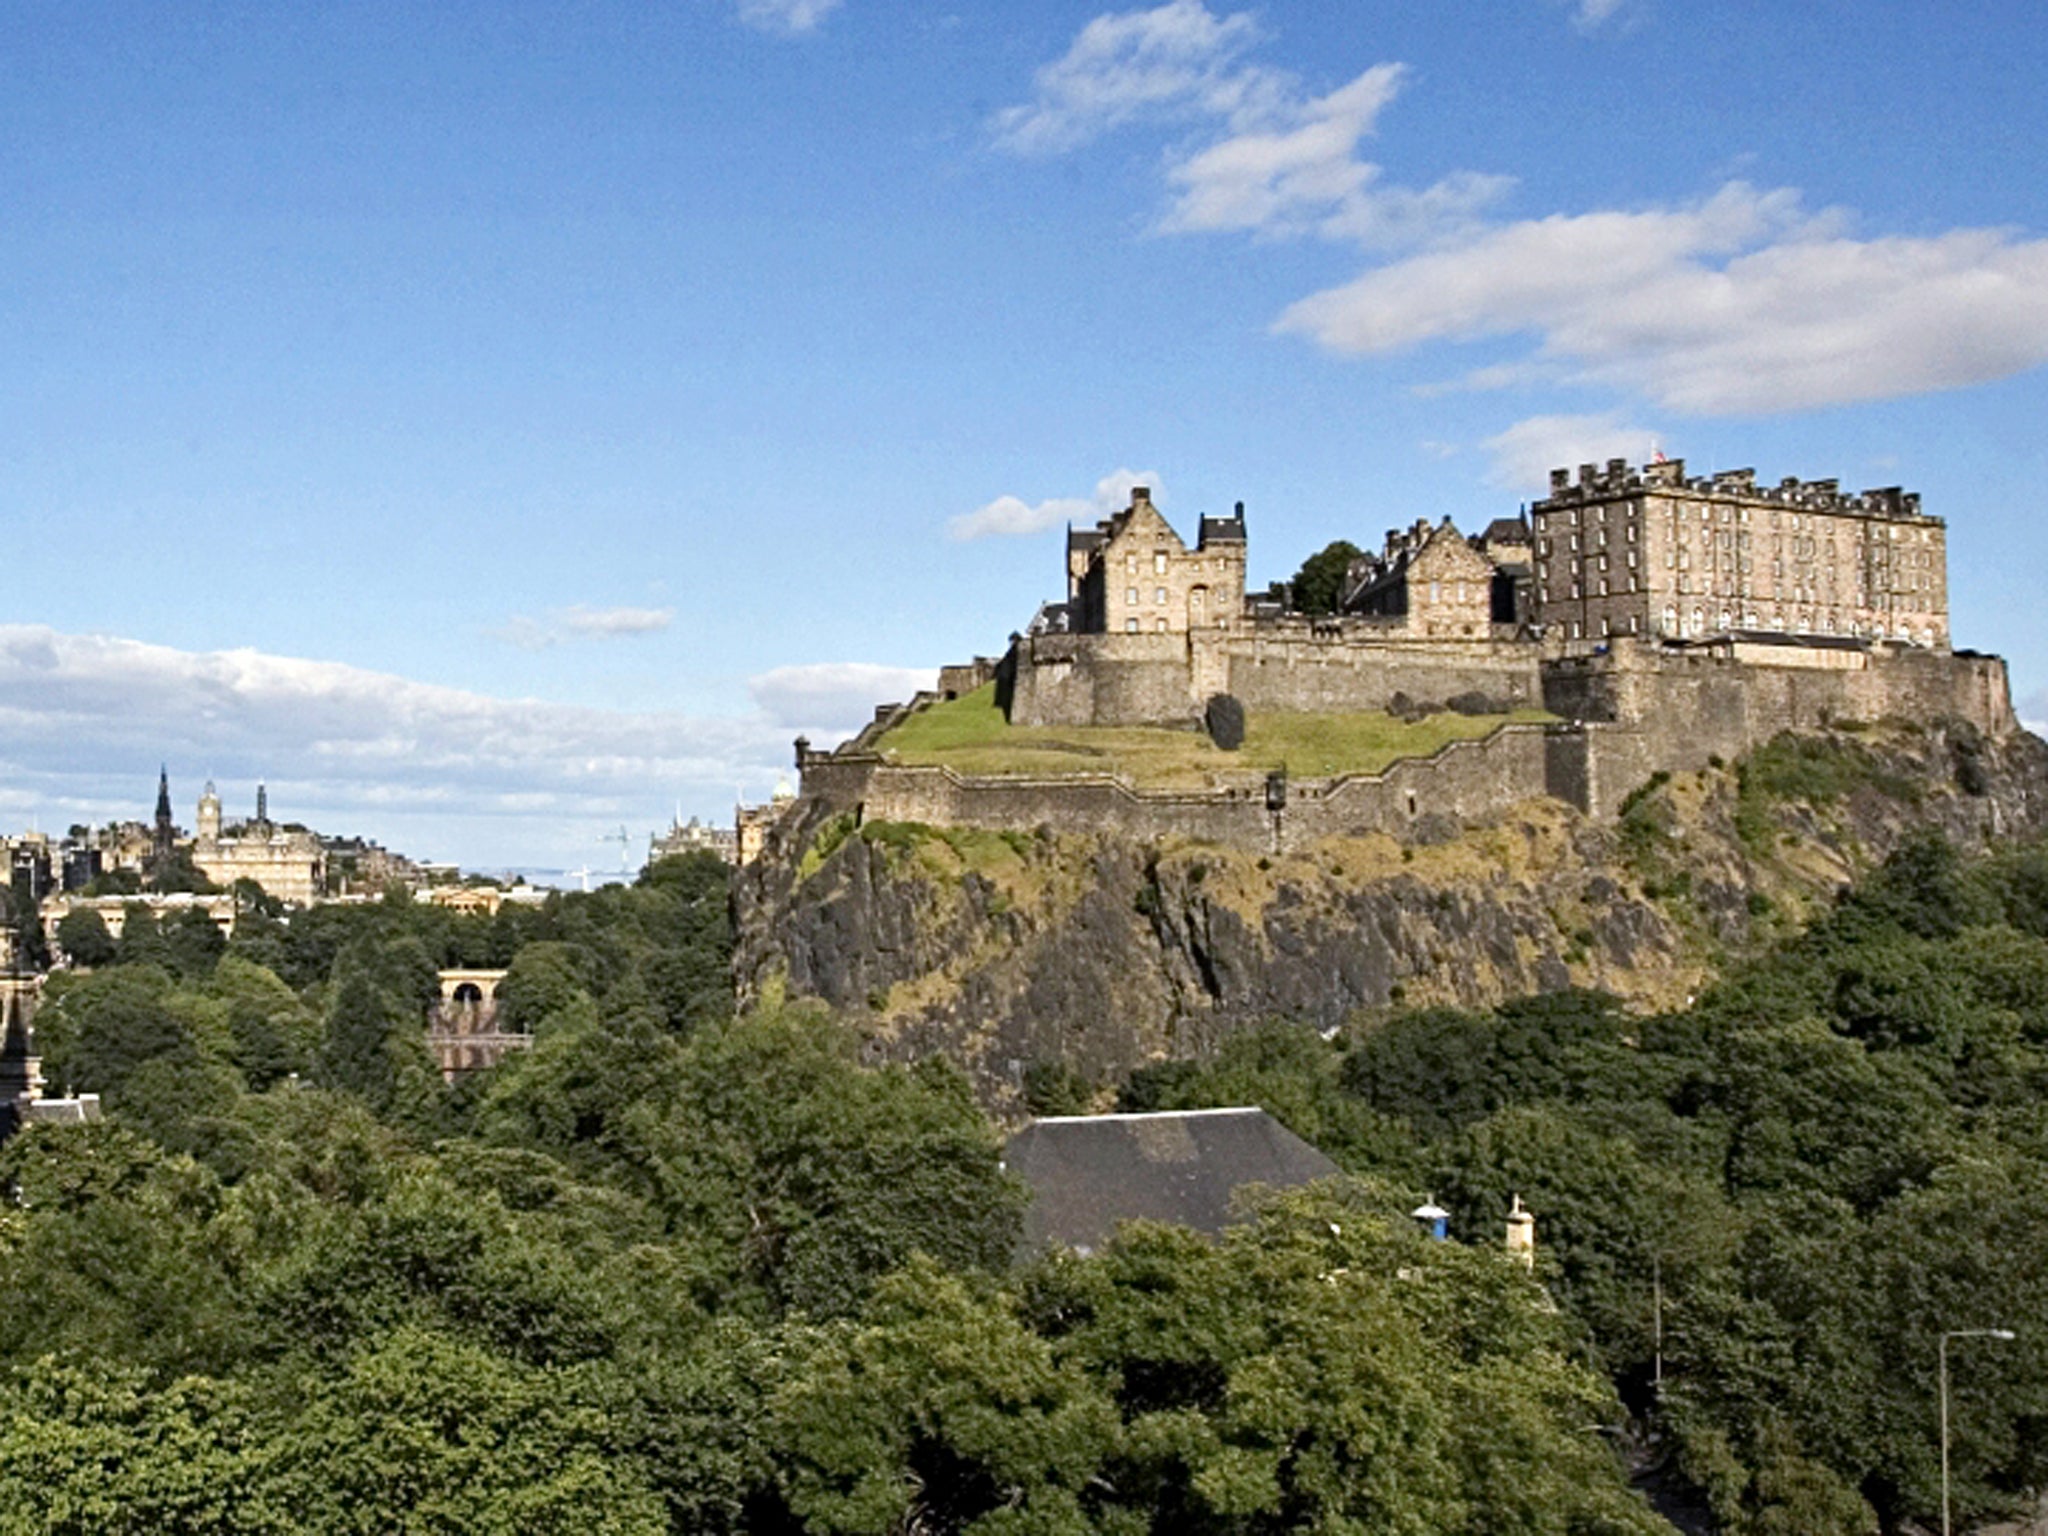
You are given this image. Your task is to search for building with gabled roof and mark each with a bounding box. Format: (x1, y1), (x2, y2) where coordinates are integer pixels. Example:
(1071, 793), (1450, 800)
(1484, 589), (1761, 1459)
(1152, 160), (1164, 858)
(1067, 486), (1248, 636)
(1002, 1106), (1340, 1257)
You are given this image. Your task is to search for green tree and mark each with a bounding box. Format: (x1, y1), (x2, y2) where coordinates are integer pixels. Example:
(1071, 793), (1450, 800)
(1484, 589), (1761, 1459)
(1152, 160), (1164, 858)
(626, 1007), (1026, 1317)
(1289, 539), (1364, 616)
(54, 906), (116, 968)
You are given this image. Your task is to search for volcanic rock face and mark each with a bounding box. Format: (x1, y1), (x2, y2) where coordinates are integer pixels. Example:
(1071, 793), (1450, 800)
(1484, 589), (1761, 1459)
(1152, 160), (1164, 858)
(733, 723), (2048, 1113)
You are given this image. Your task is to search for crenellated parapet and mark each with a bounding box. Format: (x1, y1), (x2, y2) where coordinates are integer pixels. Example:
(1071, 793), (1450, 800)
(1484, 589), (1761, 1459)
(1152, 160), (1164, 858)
(1540, 456), (1931, 524)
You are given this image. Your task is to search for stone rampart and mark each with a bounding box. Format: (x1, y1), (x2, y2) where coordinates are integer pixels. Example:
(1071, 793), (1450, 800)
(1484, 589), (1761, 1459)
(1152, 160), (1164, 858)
(1225, 634), (1542, 716)
(813, 639), (2018, 845)
(1542, 643), (2015, 818)
(1006, 628), (1546, 728)
(797, 724), (1556, 854)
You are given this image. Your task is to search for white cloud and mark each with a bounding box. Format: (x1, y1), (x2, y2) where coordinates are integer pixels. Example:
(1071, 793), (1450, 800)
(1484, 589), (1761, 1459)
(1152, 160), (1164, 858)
(1278, 182), (2048, 414)
(1481, 413), (1663, 491)
(0, 626), (917, 867)
(990, 0), (1267, 155)
(996, 6), (1496, 251)
(494, 604), (675, 651)
(1160, 64), (1509, 246)
(747, 663), (936, 731)
(1004, 14), (2048, 420)
(734, 0), (841, 35)
(948, 467), (1164, 541)
(1558, 0), (1629, 29)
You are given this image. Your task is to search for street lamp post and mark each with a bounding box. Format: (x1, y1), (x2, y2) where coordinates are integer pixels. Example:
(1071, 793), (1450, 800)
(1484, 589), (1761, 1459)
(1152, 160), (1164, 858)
(1941, 1327), (2015, 1536)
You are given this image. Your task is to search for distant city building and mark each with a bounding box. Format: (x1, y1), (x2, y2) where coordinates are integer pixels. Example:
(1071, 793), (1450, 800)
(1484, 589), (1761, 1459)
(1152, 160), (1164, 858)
(41, 891), (238, 946)
(191, 781), (326, 905)
(651, 814), (738, 865)
(736, 779), (797, 867)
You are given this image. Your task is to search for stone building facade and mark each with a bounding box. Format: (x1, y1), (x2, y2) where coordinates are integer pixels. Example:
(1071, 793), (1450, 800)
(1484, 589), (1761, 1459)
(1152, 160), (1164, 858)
(1341, 518), (1502, 637)
(191, 782), (326, 905)
(1067, 488), (1247, 636)
(1532, 457), (1948, 646)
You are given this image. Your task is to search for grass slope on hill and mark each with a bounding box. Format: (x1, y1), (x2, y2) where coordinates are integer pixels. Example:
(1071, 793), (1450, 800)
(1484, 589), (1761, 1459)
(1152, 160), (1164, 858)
(874, 683), (1554, 787)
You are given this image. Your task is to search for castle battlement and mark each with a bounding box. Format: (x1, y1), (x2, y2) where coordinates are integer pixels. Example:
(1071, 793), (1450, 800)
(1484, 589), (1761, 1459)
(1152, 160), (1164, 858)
(1541, 455), (1932, 523)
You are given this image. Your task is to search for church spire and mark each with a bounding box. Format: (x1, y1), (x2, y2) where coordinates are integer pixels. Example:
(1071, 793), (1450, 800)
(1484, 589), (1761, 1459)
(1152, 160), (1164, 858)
(153, 765), (175, 861)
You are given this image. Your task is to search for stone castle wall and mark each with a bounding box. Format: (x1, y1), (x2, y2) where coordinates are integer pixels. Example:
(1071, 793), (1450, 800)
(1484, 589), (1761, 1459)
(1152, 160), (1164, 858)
(1224, 633), (1542, 716)
(816, 642), (2019, 852)
(1541, 643), (2014, 816)
(797, 724), (1555, 854)
(1006, 628), (1544, 728)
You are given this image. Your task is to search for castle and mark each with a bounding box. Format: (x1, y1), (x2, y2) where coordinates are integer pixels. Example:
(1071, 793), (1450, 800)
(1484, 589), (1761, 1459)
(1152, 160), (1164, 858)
(778, 456), (2015, 856)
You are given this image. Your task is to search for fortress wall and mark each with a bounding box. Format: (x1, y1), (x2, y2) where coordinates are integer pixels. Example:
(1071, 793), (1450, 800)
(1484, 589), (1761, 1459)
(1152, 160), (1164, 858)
(1008, 631), (1546, 728)
(1008, 632), (1191, 728)
(838, 640), (2017, 842)
(1281, 726), (1551, 849)
(1542, 646), (2016, 818)
(796, 725), (1555, 854)
(1224, 636), (1543, 716)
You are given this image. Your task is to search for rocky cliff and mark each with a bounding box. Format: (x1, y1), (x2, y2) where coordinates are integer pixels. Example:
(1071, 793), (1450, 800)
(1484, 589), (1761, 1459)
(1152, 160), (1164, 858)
(733, 721), (2048, 1114)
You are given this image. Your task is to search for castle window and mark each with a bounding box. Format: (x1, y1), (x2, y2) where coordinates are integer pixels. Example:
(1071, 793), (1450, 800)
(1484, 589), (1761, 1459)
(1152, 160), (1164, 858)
(1127, 587), (1138, 606)
(1600, 617), (1612, 637)
(1155, 587), (1167, 605)
(1156, 617), (1168, 631)
(1662, 605), (1677, 634)
(1154, 552), (1168, 574)
(1125, 618), (1138, 632)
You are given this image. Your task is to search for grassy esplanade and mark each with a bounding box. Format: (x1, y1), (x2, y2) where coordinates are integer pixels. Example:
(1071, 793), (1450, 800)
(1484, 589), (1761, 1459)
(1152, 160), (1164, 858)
(873, 685), (1555, 789)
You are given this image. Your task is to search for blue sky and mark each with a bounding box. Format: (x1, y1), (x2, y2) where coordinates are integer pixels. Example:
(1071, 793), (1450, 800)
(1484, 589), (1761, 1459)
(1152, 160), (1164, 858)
(6, 0), (2048, 867)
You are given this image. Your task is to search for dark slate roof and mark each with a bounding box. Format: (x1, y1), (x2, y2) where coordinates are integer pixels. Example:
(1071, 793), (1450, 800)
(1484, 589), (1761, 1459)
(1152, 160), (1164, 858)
(1479, 516), (1531, 546)
(1067, 527), (1106, 553)
(1004, 1107), (1341, 1256)
(1726, 628), (1869, 652)
(1198, 515), (1247, 547)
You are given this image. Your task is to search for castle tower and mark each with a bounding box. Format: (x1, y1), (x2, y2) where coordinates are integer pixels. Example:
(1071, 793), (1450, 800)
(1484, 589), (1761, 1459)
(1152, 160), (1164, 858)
(1505, 1194), (1536, 1270)
(197, 781), (222, 849)
(255, 782), (268, 826)
(152, 766), (175, 861)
